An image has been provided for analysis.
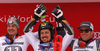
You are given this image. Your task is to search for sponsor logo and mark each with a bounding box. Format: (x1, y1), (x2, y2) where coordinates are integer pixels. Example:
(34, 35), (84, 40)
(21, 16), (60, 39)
(2, 42), (24, 46)
(41, 22), (46, 27)
(81, 24), (89, 26)
(29, 18), (35, 23)
(62, 20), (69, 25)
(9, 18), (16, 21)
(74, 46), (93, 49)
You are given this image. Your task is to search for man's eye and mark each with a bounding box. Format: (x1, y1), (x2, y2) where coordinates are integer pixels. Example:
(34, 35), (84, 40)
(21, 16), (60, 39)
(45, 32), (48, 34)
(7, 26), (10, 28)
(41, 32), (44, 34)
(12, 25), (16, 27)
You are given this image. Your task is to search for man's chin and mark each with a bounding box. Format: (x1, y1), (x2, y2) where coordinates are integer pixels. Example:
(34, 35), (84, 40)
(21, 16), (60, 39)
(43, 41), (48, 43)
(42, 41), (51, 43)
(82, 39), (88, 41)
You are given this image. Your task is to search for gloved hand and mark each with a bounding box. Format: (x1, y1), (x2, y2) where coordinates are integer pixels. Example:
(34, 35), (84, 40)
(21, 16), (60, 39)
(34, 4), (47, 20)
(52, 5), (65, 22)
(24, 4), (47, 33)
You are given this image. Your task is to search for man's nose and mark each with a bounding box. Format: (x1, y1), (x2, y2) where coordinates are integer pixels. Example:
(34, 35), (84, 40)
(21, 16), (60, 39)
(42, 33), (46, 36)
(82, 31), (86, 34)
(9, 27), (13, 29)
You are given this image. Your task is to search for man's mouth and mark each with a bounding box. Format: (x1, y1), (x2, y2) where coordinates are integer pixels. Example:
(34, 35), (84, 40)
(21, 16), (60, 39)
(9, 30), (14, 33)
(82, 35), (87, 38)
(42, 36), (48, 40)
(42, 37), (48, 39)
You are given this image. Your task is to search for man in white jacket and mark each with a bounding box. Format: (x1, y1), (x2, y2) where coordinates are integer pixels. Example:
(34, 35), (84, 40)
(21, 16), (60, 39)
(0, 17), (29, 51)
(24, 4), (74, 51)
(69, 21), (100, 51)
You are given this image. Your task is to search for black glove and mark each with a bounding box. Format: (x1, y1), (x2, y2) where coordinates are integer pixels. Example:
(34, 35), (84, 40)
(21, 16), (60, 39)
(52, 5), (65, 22)
(34, 4), (47, 21)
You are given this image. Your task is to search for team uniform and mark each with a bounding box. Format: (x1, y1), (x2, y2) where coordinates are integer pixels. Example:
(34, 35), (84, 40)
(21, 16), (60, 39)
(0, 35), (29, 51)
(69, 38), (100, 51)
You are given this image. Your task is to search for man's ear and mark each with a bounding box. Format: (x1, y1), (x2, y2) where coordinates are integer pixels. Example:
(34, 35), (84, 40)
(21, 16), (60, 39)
(91, 30), (94, 35)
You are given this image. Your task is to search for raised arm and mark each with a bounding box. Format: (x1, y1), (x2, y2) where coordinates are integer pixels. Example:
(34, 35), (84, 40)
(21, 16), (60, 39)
(23, 4), (47, 50)
(52, 5), (74, 51)
(24, 4), (47, 33)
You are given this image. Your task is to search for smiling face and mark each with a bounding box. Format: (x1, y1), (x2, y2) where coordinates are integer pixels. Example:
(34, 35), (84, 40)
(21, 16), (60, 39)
(79, 27), (93, 41)
(7, 24), (18, 36)
(40, 29), (51, 43)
